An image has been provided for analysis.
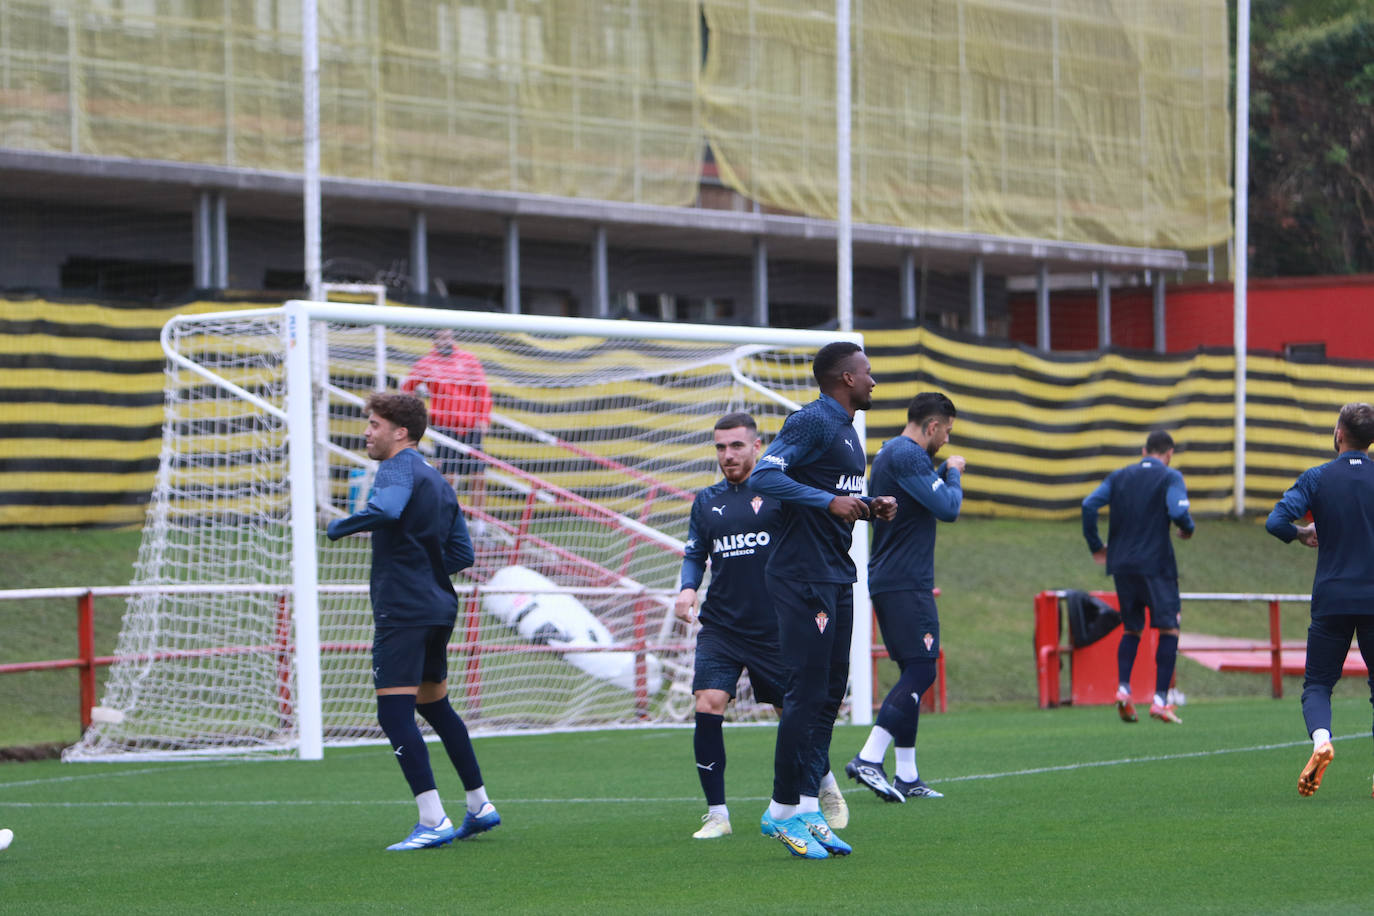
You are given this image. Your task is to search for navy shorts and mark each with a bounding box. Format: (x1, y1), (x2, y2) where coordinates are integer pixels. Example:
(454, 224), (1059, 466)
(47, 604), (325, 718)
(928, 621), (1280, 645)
(433, 427), (484, 479)
(372, 624), (453, 689)
(1113, 573), (1181, 631)
(872, 589), (940, 663)
(766, 575), (853, 675)
(691, 623), (787, 707)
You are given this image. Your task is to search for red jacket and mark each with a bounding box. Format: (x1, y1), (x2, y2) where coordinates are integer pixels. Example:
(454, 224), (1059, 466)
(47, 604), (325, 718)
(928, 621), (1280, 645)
(401, 348), (491, 434)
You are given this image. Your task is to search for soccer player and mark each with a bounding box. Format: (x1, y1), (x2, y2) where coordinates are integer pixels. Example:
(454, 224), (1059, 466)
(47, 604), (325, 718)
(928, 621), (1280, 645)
(749, 341), (896, 860)
(326, 392), (501, 850)
(675, 413), (849, 840)
(1265, 402), (1374, 797)
(847, 392), (964, 803)
(1081, 430), (1195, 725)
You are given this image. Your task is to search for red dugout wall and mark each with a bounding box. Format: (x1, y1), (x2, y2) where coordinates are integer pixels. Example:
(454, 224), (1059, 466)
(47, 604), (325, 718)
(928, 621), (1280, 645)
(1009, 275), (1374, 360)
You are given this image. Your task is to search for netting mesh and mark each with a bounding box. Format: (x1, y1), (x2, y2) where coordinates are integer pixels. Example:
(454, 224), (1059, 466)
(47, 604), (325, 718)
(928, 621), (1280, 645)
(0, 0), (702, 206)
(2, 1), (1227, 249)
(701, 0), (1232, 248)
(67, 306), (820, 759)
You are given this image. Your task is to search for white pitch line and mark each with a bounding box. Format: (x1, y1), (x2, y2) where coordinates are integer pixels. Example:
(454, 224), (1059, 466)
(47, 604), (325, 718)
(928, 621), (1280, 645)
(939, 733), (1356, 784)
(0, 733), (1357, 809)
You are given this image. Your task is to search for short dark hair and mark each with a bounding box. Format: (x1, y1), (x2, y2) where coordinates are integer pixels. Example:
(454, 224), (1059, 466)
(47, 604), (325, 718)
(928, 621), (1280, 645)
(365, 392), (428, 444)
(907, 392), (956, 427)
(714, 411), (758, 435)
(1339, 402), (1374, 450)
(813, 341), (864, 386)
(1145, 430), (1175, 455)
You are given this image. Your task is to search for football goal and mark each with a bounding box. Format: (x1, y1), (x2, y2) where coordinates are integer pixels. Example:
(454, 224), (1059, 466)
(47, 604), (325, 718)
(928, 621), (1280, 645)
(65, 300), (866, 760)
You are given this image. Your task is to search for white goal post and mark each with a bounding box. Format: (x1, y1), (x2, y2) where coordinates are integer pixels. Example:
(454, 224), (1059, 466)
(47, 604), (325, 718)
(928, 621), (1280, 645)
(66, 300), (868, 761)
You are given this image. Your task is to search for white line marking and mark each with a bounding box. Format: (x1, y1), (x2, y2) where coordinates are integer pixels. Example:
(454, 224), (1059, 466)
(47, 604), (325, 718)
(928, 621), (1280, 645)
(1, 733), (1355, 809)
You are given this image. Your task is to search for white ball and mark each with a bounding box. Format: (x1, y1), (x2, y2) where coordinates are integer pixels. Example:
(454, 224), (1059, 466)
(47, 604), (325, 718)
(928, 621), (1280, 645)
(0, 828), (12, 851)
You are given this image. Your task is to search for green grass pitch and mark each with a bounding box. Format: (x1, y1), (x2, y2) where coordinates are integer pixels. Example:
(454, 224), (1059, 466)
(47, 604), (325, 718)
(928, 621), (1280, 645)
(3, 697), (1372, 914)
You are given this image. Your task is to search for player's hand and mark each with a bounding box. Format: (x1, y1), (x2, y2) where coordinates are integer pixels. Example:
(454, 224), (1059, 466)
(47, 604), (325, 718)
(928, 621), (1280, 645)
(674, 588), (699, 624)
(1177, 527), (1194, 540)
(870, 495), (898, 521)
(1294, 523), (1318, 548)
(828, 495), (869, 522)
(1092, 547), (1107, 566)
(945, 455), (967, 473)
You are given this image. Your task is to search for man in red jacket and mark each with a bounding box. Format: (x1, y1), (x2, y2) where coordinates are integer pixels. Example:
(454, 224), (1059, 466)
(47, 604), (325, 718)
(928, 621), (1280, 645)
(402, 329), (492, 506)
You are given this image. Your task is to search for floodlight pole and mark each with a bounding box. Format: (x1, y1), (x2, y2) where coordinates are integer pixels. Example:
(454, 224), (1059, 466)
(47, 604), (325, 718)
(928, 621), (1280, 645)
(836, 0), (853, 333)
(1233, 0), (1250, 517)
(303, 0), (322, 302)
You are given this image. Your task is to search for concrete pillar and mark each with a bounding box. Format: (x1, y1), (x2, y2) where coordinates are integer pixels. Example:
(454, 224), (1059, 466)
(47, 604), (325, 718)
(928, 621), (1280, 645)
(504, 218), (520, 314)
(752, 236), (768, 327)
(1153, 270), (1167, 353)
(1035, 261), (1050, 351)
(969, 256), (986, 335)
(409, 210), (428, 297)
(1096, 270), (1111, 349)
(900, 250), (917, 323)
(592, 225), (609, 317)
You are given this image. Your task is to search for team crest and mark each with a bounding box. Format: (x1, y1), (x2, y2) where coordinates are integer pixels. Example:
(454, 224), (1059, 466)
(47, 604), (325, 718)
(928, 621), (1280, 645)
(750, 496), (763, 515)
(923, 632), (934, 651)
(815, 612), (829, 634)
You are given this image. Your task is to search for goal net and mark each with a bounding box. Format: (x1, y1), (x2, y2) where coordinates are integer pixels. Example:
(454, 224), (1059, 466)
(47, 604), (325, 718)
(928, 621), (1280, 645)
(66, 300), (863, 760)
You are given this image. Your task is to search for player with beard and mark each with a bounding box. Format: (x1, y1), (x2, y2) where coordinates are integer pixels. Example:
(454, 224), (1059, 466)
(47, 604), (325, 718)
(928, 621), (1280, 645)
(847, 392), (964, 803)
(675, 412), (849, 839)
(748, 341), (896, 860)
(1266, 402), (1374, 797)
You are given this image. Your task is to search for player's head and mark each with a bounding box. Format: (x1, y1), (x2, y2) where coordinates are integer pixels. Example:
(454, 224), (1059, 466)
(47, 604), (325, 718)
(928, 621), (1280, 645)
(1144, 430), (1175, 459)
(813, 341), (874, 411)
(363, 392), (428, 460)
(435, 328), (455, 357)
(1336, 402), (1374, 452)
(907, 392), (957, 456)
(713, 411), (762, 484)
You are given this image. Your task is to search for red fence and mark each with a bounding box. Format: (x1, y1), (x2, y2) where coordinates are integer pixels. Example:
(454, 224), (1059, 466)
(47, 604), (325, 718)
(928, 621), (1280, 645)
(1034, 590), (1317, 708)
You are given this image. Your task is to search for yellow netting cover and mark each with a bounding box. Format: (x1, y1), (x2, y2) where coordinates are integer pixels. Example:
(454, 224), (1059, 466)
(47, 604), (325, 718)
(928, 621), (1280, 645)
(702, 0), (1232, 249)
(2, 1), (1229, 245)
(0, 0), (702, 206)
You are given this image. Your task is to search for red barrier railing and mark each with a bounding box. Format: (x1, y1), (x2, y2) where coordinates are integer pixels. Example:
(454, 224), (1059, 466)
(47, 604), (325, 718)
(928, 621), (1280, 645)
(1034, 590), (1314, 708)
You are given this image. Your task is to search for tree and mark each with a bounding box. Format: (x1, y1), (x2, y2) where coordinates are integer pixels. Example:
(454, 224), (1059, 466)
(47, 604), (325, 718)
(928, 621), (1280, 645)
(1247, 0), (1374, 276)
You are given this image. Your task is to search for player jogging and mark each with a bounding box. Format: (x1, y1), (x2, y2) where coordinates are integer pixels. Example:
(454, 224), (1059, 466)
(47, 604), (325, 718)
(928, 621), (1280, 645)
(1265, 402), (1374, 797)
(848, 392), (964, 803)
(749, 341), (896, 860)
(1081, 430), (1195, 725)
(675, 413), (849, 840)
(326, 393), (501, 850)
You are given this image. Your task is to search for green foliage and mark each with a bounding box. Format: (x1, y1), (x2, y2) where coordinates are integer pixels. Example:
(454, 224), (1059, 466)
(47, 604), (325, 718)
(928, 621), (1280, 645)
(2, 700), (1372, 913)
(0, 529), (142, 747)
(1248, 0), (1374, 275)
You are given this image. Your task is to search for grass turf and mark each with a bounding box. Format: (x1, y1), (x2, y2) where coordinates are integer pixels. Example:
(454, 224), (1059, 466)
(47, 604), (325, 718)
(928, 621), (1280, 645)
(2, 697), (1372, 913)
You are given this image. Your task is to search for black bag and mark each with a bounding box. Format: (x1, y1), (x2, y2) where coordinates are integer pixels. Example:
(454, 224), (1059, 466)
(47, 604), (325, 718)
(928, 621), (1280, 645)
(1064, 590), (1121, 648)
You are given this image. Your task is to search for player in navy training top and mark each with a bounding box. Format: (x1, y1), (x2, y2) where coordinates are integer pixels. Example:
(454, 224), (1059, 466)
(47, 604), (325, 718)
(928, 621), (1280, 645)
(1082, 429), (1195, 725)
(1265, 402), (1374, 798)
(748, 341), (896, 860)
(675, 412), (847, 839)
(848, 392), (964, 803)
(326, 393), (500, 850)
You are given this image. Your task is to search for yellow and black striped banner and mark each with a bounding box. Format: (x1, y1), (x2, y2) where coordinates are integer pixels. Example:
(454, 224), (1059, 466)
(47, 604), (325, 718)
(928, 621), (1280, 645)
(3, 298), (1373, 527)
(0, 295), (272, 528)
(863, 327), (1374, 519)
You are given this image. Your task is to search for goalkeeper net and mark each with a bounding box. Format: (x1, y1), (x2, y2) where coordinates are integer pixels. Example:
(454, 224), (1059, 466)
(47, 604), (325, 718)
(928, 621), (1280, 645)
(66, 301), (857, 760)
